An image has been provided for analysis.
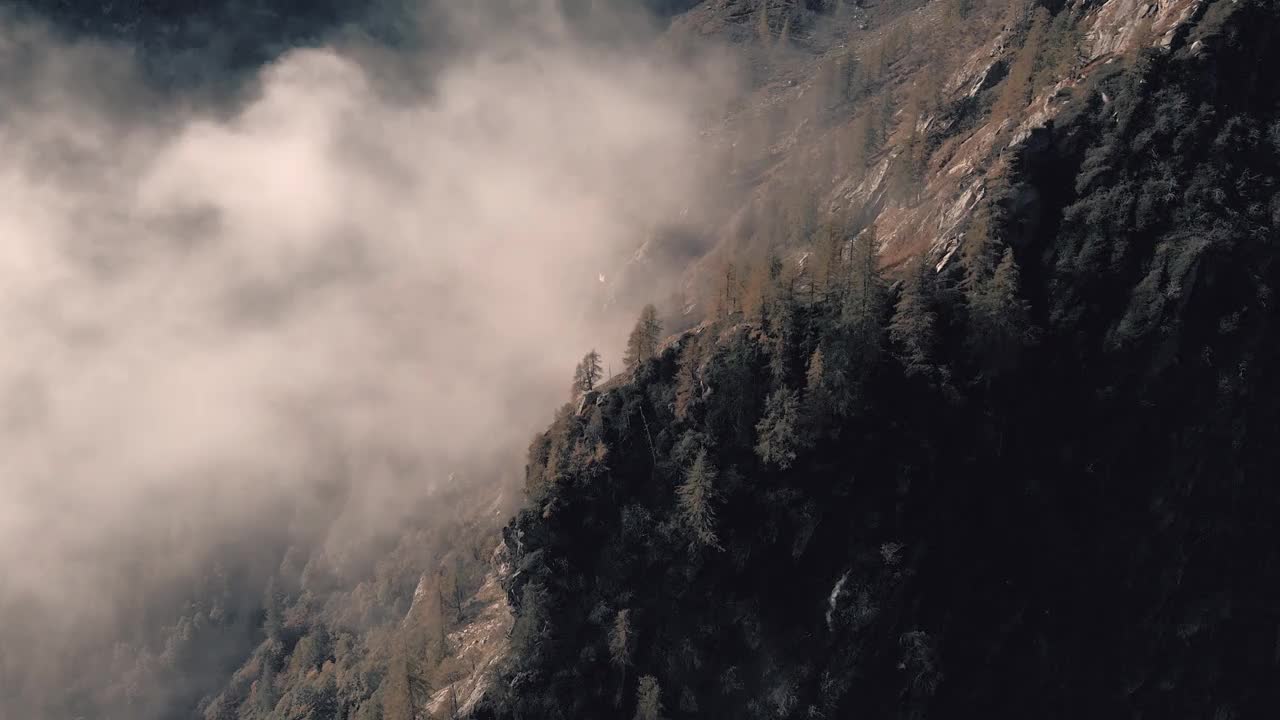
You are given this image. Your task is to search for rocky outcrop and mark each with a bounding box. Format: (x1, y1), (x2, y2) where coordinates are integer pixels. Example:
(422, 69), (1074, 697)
(873, 0), (1226, 270)
(427, 545), (513, 719)
(661, 0), (1242, 294)
(1085, 0), (1206, 55)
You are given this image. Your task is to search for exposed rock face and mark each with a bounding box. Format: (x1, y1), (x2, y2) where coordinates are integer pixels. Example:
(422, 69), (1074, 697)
(872, 0), (1220, 269)
(660, 0), (1240, 295)
(1085, 0), (1206, 55)
(427, 556), (513, 719)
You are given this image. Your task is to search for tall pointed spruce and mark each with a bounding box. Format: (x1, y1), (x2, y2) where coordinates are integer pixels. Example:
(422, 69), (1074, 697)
(825, 226), (888, 414)
(890, 256), (939, 377)
(968, 246), (1035, 377)
(678, 450), (721, 549)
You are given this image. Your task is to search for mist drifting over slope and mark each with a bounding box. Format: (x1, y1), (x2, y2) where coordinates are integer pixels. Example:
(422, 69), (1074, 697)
(0, 2), (736, 714)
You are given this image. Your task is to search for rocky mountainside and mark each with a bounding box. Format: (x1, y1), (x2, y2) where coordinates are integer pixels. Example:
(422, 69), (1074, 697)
(5, 0), (1276, 718)
(471, 0), (1280, 718)
(651, 0), (1229, 281)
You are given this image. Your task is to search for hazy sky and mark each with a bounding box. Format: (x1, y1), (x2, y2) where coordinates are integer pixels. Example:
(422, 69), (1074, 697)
(0, 2), (737, 712)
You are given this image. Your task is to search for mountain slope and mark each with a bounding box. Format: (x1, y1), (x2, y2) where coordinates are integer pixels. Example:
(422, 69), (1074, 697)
(11, 0), (1274, 718)
(476, 1), (1280, 718)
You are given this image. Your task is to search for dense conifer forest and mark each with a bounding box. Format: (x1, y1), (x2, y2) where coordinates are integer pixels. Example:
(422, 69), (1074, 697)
(479, 2), (1280, 718)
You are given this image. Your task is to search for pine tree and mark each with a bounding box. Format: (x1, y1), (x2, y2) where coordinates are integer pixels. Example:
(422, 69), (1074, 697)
(764, 255), (799, 384)
(1039, 7), (1082, 88)
(994, 6), (1049, 120)
(755, 387), (802, 469)
(812, 221), (848, 302)
(381, 647), (430, 720)
(805, 347), (826, 395)
(968, 246), (1035, 377)
(634, 676), (664, 720)
(624, 305), (663, 372)
(960, 204), (1002, 294)
(715, 261), (742, 320)
(890, 256), (939, 377)
(440, 558), (466, 623)
(263, 576), (284, 642)
(609, 609), (632, 670)
(803, 346), (834, 430)
(893, 77), (937, 202)
(844, 50), (865, 101)
(674, 346), (701, 421)
(572, 350), (603, 399)
(253, 657), (278, 714)
(431, 583), (451, 662)
(824, 226), (888, 414)
(743, 257), (769, 320)
(609, 609), (633, 707)
(843, 226), (888, 341)
(678, 450), (721, 549)
(872, 87), (896, 156)
(817, 50), (853, 114)
(781, 182), (818, 246)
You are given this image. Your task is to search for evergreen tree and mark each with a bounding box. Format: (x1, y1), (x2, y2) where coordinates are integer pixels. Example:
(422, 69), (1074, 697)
(994, 6), (1050, 120)
(804, 347), (826, 395)
(253, 658), (278, 715)
(890, 256), (940, 377)
(968, 247), (1035, 377)
(678, 451), (721, 549)
(755, 387), (802, 469)
(873, 88), (896, 155)
(743, 256), (771, 320)
(845, 55), (867, 104)
(674, 346), (701, 421)
(381, 648), (429, 720)
(262, 577), (284, 642)
(802, 345), (835, 432)
(634, 676), (664, 720)
(823, 226), (888, 414)
(842, 227), (888, 352)
(764, 255), (799, 384)
(715, 261), (742, 321)
(624, 305), (663, 372)
(572, 350), (603, 399)
(893, 76), (937, 202)
(609, 609), (633, 706)
(441, 558), (466, 623)
(609, 609), (632, 670)
(812, 221), (847, 302)
(960, 203), (1005, 293)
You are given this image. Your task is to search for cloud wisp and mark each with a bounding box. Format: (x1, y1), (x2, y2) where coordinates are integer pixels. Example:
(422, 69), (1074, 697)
(0, 3), (738, 714)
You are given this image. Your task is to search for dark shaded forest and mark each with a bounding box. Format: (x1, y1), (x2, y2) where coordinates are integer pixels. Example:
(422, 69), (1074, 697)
(480, 2), (1280, 718)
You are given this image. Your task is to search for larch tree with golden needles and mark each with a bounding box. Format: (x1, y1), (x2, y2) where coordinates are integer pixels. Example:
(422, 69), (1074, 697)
(624, 305), (662, 372)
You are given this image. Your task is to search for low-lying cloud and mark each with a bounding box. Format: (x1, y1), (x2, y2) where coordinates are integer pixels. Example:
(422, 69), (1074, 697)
(0, 1), (736, 713)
